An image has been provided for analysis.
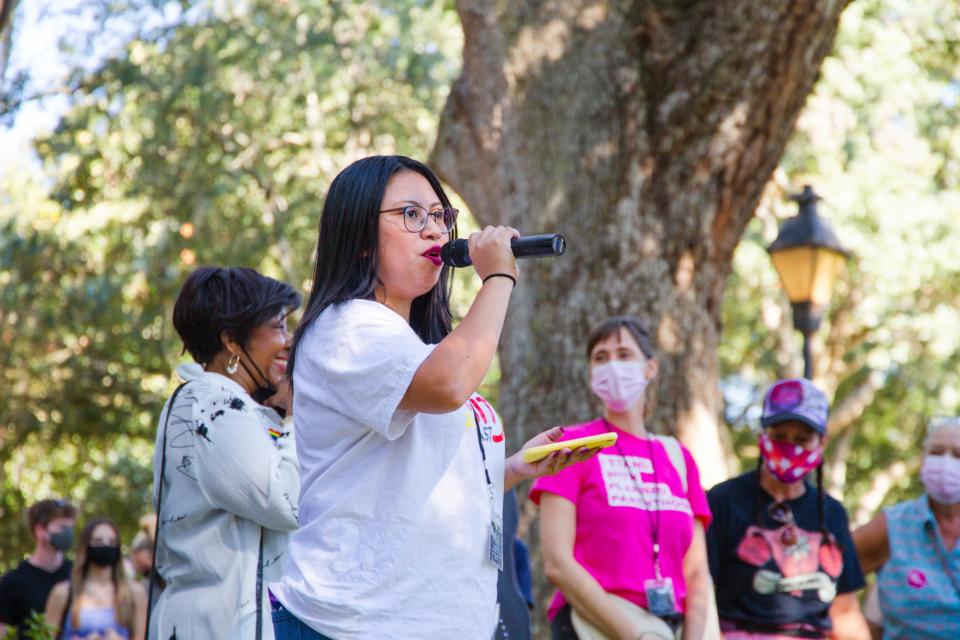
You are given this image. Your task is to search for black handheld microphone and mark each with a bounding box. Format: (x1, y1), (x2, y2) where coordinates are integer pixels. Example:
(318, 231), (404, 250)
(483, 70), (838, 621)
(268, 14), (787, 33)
(439, 233), (566, 267)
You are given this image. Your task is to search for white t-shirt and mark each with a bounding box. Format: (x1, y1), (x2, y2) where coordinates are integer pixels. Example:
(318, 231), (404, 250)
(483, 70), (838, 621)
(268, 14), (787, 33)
(270, 300), (505, 640)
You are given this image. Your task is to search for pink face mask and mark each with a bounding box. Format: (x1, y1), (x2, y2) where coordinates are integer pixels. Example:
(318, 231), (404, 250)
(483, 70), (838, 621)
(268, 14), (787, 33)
(921, 454), (960, 505)
(759, 432), (824, 484)
(590, 361), (650, 412)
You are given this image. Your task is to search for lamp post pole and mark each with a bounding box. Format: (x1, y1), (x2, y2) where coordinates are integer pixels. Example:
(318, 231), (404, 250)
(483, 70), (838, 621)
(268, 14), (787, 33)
(791, 299), (817, 380)
(802, 326), (814, 380)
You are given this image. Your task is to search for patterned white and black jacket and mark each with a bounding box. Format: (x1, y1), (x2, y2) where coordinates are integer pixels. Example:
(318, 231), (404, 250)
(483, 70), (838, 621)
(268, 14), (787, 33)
(149, 363), (299, 640)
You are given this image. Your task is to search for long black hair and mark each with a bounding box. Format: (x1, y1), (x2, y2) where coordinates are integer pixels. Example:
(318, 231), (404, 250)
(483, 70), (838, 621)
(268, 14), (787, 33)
(288, 155), (456, 379)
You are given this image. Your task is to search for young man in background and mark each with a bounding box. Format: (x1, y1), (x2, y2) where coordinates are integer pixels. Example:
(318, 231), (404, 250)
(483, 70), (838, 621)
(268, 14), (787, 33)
(0, 499), (78, 638)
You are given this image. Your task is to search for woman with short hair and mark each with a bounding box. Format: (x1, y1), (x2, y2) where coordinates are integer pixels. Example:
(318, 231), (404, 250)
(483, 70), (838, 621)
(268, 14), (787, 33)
(148, 266), (302, 640)
(853, 417), (960, 640)
(533, 316), (717, 640)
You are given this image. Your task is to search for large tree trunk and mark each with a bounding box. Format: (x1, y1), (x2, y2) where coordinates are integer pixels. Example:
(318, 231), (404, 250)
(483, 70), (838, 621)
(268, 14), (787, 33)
(432, 0), (848, 628)
(0, 0), (20, 78)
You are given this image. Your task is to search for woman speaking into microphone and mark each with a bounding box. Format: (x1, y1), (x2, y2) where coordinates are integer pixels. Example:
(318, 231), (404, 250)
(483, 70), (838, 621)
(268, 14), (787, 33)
(269, 156), (594, 640)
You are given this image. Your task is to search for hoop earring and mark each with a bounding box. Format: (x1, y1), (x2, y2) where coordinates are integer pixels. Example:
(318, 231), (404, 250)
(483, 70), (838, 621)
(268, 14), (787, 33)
(226, 352), (240, 375)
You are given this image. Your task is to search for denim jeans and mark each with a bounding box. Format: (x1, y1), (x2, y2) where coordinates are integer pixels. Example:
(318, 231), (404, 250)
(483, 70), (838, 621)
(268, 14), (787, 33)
(271, 604), (336, 640)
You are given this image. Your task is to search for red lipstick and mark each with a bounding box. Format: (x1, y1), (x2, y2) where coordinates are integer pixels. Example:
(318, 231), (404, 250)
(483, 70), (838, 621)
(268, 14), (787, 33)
(421, 245), (443, 266)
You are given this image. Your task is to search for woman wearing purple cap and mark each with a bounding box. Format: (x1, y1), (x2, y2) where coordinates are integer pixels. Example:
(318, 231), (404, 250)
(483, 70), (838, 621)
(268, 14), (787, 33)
(705, 378), (870, 639)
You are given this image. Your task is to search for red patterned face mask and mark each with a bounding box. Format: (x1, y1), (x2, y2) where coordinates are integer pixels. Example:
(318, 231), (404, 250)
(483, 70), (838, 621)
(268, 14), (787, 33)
(759, 433), (824, 483)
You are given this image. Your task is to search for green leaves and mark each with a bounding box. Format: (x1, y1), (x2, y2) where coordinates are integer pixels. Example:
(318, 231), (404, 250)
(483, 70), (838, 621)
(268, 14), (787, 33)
(6, 0), (957, 568)
(721, 0), (960, 519)
(1, 0), (461, 565)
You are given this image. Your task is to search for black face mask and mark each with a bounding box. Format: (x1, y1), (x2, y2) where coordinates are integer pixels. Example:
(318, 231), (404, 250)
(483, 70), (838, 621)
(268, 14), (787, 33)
(87, 544), (120, 567)
(239, 347), (284, 418)
(249, 384), (278, 404)
(49, 527), (74, 552)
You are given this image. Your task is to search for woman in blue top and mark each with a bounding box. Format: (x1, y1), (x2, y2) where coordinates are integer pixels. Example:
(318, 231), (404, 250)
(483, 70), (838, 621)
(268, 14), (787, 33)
(854, 417), (960, 639)
(45, 517), (146, 640)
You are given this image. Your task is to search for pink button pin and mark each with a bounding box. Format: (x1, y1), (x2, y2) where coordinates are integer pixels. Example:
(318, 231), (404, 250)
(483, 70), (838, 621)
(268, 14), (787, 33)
(907, 569), (927, 589)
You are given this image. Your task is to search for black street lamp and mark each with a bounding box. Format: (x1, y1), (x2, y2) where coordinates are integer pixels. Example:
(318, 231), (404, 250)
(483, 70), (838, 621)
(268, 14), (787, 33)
(767, 185), (850, 380)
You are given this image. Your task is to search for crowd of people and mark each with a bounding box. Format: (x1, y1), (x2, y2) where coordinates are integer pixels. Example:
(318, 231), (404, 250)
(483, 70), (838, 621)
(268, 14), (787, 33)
(1, 155), (958, 639)
(0, 501), (152, 639)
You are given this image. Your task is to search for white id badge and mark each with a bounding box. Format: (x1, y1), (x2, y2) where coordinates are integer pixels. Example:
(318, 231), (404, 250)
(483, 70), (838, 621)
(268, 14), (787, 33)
(488, 516), (504, 570)
(643, 576), (678, 617)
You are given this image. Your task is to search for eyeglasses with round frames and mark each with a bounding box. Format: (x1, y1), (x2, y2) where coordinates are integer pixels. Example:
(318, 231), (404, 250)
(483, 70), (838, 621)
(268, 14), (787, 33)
(379, 205), (458, 234)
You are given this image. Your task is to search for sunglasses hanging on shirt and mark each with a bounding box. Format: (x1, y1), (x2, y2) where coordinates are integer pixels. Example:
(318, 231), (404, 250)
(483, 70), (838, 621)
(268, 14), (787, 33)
(766, 501), (799, 547)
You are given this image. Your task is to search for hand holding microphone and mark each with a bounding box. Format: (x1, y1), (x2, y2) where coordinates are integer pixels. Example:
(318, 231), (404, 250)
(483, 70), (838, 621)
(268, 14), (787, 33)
(441, 232), (567, 269)
(463, 226), (521, 283)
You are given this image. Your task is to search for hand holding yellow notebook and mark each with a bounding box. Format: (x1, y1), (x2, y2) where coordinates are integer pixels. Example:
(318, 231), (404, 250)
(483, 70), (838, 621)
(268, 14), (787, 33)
(522, 432), (618, 464)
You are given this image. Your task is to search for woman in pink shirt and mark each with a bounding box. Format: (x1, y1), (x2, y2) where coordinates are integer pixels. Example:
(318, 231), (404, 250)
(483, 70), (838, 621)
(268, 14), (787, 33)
(532, 316), (717, 640)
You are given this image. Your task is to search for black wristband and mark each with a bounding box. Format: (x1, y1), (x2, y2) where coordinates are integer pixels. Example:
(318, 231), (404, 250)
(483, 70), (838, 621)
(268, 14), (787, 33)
(482, 273), (517, 288)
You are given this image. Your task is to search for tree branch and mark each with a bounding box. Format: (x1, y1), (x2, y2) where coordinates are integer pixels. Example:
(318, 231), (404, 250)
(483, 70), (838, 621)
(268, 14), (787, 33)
(851, 459), (916, 527)
(827, 369), (885, 436)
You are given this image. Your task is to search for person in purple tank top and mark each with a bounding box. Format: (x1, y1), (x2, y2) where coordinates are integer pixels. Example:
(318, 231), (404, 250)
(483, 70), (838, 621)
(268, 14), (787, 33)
(853, 417), (960, 639)
(45, 517), (146, 640)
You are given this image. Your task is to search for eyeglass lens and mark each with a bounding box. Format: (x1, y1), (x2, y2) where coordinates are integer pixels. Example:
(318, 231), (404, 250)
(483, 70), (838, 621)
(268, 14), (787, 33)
(401, 206), (457, 233)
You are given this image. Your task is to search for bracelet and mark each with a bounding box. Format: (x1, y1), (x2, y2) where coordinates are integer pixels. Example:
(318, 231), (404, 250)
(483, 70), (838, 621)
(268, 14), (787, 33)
(482, 273), (517, 288)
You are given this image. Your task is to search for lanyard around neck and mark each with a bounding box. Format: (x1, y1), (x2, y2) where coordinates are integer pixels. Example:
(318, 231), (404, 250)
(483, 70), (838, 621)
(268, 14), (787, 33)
(471, 406), (496, 508)
(605, 419), (663, 577)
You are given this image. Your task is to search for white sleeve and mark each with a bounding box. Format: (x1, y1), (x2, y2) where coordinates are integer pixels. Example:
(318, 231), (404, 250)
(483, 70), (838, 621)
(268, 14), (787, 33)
(192, 389), (300, 531)
(297, 301), (434, 440)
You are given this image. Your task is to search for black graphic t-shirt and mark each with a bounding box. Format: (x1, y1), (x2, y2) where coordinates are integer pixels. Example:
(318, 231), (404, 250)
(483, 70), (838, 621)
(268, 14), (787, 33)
(706, 470), (865, 638)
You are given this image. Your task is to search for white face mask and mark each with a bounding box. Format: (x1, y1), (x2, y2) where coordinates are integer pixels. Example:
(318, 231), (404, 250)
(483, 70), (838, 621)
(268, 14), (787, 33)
(920, 454), (960, 505)
(590, 361), (650, 413)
